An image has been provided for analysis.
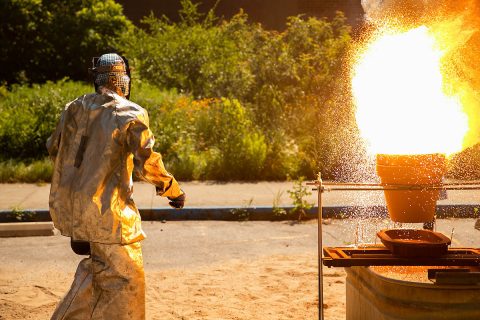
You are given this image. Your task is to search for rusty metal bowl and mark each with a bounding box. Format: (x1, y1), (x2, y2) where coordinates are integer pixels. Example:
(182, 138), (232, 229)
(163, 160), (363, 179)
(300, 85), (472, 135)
(377, 229), (451, 258)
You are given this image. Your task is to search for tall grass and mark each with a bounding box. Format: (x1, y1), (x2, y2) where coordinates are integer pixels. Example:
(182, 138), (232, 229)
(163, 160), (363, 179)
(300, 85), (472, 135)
(0, 158), (53, 183)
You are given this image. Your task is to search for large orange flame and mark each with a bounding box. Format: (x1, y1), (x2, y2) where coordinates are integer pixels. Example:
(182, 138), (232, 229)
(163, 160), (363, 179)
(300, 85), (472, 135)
(352, 25), (469, 155)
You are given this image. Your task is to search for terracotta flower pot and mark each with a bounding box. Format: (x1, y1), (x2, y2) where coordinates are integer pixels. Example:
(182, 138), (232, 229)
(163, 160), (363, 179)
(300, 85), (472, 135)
(376, 153), (447, 223)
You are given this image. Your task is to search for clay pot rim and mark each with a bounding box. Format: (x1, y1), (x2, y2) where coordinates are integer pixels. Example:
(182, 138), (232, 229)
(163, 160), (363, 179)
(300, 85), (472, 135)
(376, 153), (447, 167)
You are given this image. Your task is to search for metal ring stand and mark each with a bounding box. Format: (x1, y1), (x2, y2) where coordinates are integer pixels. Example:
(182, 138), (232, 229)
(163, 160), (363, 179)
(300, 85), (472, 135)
(308, 174), (480, 320)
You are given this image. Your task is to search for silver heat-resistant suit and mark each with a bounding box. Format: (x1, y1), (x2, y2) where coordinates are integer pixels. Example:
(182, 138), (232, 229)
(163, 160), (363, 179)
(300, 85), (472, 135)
(47, 53), (184, 319)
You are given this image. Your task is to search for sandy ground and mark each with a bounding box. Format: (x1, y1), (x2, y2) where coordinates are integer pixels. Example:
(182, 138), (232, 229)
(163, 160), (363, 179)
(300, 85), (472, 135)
(0, 254), (345, 320)
(1, 219), (478, 320)
(0, 220), (342, 320)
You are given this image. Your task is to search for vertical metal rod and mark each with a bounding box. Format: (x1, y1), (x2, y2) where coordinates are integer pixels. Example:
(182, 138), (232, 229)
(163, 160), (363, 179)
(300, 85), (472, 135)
(355, 223), (359, 248)
(317, 172), (324, 320)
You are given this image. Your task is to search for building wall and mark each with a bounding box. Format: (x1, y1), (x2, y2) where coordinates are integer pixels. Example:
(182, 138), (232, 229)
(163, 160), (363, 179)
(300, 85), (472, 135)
(116, 0), (365, 30)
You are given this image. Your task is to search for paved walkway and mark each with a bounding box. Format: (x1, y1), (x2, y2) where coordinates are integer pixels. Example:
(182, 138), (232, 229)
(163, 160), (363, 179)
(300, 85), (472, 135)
(1, 181), (480, 211)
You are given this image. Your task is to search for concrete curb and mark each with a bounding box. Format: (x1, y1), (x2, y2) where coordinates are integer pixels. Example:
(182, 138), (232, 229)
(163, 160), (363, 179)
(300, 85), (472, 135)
(0, 222), (55, 237)
(0, 204), (479, 223)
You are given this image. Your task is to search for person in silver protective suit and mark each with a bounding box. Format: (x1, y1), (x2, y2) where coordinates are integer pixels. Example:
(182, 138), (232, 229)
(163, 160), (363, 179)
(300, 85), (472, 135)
(47, 53), (186, 320)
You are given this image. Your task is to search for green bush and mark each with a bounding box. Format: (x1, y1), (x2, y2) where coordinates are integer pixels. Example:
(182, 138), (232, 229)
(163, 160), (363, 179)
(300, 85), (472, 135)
(0, 0), (359, 182)
(119, 1), (354, 180)
(119, 7), (255, 100)
(287, 176), (314, 221)
(195, 98), (268, 180)
(0, 159), (53, 183)
(135, 88), (269, 180)
(0, 80), (269, 181)
(0, 0), (133, 84)
(0, 80), (91, 160)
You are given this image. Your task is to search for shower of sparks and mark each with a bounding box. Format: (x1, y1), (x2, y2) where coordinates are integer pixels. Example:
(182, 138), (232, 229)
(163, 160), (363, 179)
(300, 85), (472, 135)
(352, 26), (468, 155)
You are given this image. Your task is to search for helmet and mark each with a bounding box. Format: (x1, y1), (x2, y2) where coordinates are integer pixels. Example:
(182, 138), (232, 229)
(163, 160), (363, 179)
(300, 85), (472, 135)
(90, 53), (131, 99)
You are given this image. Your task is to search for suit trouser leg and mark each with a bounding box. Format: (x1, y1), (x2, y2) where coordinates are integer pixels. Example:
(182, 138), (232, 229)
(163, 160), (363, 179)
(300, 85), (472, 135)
(51, 241), (145, 320)
(51, 258), (93, 320)
(90, 241), (145, 320)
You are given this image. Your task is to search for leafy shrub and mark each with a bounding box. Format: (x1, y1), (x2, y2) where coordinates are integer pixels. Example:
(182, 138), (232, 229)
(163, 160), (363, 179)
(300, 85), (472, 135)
(0, 80), (91, 160)
(119, 5), (255, 100)
(287, 177), (314, 221)
(0, 158), (53, 183)
(135, 86), (268, 180)
(0, 0), (132, 84)
(0, 79), (269, 181)
(119, 1), (354, 180)
(1, 0), (359, 182)
(196, 98), (268, 180)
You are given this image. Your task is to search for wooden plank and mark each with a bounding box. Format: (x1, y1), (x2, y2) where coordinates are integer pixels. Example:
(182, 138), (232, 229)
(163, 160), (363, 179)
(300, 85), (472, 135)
(435, 272), (480, 285)
(323, 246), (480, 268)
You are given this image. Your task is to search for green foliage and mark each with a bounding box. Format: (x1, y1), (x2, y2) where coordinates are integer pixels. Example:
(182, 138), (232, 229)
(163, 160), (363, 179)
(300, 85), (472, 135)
(196, 98), (267, 180)
(230, 198), (254, 221)
(272, 190), (287, 218)
(0, 80), (91, 159)
(1, 0), (359, 182)
(119, 9), (254, 100)
(0, 0), (133, 84)
(120, 1), (355, 180)
(0, 80), (267, 181)
(287, 177), (314, 221)
(135, 85), (268, 180)
(248, 14), (352, 132)
(0, 158), (53, 183)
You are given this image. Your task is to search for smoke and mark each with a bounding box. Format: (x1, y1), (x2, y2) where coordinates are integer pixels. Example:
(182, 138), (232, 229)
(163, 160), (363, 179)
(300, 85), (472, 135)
(361, 0), (479, 27)
(434, 1), (480, 150)
(361, 0), (430, 24)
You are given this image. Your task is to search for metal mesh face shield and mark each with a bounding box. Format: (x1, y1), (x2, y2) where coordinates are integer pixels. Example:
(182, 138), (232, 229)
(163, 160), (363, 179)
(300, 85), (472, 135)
(93, 53), (130, 98)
